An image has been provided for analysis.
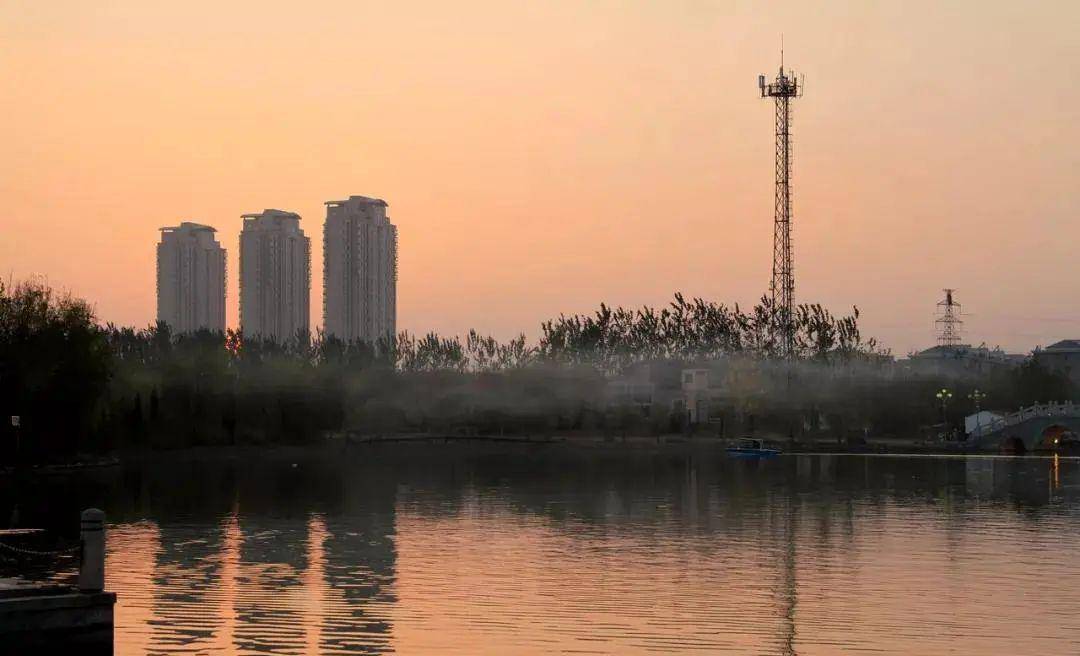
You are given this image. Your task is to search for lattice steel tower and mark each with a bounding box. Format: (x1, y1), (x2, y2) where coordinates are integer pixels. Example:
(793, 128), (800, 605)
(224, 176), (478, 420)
(759, 57), (802, 356)
(936, 288), (963, 346)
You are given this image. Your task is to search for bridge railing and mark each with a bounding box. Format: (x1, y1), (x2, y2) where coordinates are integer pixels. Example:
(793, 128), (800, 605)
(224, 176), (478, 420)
(969, 402), (1079, 439)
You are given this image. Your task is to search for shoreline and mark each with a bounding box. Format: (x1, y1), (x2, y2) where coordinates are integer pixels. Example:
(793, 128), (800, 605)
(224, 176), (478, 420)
(6, 433), (1077, 472)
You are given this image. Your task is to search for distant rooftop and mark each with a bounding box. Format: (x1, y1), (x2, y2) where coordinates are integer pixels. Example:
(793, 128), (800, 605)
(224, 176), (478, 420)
(1045, 340), (1080, 351)
(240, 209), (304, 235)
(241, 209), (301, 220)
(914, 344), (976, 356)
(912, 343), (1025, 362)
(325, 195), (388, 207)
(160, 221), (216, 233)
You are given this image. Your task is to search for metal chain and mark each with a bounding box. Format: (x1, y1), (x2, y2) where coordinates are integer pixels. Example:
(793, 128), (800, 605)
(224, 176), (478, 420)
(0, 540), (81, 557)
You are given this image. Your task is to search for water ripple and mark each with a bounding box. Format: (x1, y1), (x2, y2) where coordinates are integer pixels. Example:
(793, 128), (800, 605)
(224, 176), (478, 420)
(87, 452), (1080, 655)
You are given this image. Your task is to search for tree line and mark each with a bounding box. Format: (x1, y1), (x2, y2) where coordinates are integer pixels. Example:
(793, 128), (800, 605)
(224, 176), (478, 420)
(1, 278), (1072, 462)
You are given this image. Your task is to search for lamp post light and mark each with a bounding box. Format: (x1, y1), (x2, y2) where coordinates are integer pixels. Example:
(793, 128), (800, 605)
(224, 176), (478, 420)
(936, 388), (953, 439)
(968, 389), (987, 441)
(968, 389), (987, 413)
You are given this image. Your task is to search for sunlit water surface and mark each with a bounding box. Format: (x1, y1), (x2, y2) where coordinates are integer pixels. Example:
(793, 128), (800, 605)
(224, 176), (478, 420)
(12, 447), (1080, 655)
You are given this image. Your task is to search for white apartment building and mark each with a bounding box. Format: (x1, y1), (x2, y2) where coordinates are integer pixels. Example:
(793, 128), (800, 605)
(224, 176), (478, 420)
(156, 222), (226, 334)
(323, 196), (398, 342)
(239, 209), (311, 342)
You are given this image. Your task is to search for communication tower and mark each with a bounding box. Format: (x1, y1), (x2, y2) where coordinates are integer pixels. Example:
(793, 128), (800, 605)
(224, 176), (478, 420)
(936, 288), (963, 346)
(759, 53), (803, 356)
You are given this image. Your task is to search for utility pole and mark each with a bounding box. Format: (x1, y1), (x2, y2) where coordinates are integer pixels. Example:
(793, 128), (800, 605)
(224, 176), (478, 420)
(759, 51), (803, 357)
(936, 289), (963, 346)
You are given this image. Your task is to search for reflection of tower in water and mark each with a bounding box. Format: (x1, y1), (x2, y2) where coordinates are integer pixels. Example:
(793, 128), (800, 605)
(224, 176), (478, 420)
(774, 482), (799, 656)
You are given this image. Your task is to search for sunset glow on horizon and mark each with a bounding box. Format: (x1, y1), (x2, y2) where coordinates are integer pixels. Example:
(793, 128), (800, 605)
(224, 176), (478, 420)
(3, 1), (1078, 354)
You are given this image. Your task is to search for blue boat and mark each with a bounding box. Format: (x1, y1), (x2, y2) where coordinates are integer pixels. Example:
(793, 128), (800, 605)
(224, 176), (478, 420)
(726, 437), (781, 458)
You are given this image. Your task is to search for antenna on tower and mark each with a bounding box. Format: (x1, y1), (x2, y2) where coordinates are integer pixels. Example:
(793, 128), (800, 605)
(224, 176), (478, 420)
(936, 288), (963, 347)
(759, 49), (802, 357)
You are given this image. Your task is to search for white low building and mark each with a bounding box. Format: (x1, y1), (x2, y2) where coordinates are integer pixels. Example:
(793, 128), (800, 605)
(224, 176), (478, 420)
(964, 410), (1003, 436)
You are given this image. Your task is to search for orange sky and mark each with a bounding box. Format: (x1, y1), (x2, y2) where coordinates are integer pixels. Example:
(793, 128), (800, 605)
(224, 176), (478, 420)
(2, 1), (1077, 354)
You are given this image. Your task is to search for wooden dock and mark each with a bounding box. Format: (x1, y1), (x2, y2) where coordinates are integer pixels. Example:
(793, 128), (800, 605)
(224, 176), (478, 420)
(0, 510), (114, 654)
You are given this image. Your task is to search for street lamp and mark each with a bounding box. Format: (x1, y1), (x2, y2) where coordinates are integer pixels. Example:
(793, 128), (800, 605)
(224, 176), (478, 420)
(968, 389), (987, 413)
(968, 389), (987, 441)
(936, 388), (953, 438)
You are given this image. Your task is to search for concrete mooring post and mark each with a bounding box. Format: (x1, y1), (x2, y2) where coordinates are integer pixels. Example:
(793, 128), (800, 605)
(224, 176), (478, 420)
(78, 508), (106, 593)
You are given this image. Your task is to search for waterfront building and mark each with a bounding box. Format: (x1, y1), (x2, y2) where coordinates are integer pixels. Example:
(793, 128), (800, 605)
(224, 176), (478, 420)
(1034, 340), (1080, 385)
(156, 222), (226, 334)
(323, 196), (398, 342)
(905, 343), (1027, 377)
(681, 368), (718, 424)
(239, 209), (311, 341)
(605, 363), (656, 414)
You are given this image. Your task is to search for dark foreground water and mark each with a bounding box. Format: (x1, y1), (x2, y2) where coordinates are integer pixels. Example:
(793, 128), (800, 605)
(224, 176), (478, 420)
(6, 446), (1080, 655)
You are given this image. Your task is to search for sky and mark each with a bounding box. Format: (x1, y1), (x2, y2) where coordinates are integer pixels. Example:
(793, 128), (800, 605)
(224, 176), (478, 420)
(1, 0), (1078, 355)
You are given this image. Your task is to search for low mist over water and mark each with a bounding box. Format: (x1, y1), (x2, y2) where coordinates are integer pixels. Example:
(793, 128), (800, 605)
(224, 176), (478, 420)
(7, 446), (1080, 655)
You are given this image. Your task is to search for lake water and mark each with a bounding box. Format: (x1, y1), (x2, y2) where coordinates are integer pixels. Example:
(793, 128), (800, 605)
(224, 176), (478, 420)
(8, 446), (1080, 655)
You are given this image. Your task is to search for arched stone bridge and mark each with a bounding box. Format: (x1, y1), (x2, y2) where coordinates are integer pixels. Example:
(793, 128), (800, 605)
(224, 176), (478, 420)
(968, 402), (1080, 451)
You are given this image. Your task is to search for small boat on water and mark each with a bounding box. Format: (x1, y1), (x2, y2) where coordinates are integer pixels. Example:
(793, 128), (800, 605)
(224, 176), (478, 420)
(726, 437), (781, 458)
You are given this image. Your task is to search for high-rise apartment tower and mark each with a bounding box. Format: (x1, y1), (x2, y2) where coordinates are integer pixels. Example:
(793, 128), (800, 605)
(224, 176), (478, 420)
(156, 222), (226, 334)
(239, 209), (311, 342)
(323, 196), (398, 342)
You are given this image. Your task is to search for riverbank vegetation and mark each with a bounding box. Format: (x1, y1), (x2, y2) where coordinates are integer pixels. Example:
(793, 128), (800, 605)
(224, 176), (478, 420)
(0, 279), (1073, 462)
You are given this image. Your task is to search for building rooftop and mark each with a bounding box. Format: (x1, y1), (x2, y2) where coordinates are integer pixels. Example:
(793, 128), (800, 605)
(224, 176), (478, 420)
(325, 195), (388, 207)
(241, 209), (301, 220)
(913, 344), (976, 357)
(1045, 340), (1080, 351)
(911, 343), (1025, 362)
(241, 210), (304, 233)
(160, 222), (217, 233)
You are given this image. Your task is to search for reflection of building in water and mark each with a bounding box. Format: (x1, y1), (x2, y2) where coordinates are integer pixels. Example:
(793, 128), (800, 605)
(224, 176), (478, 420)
(231, 517), (311, 653)
(965, 458), (997, 497)
(148, 519), (237, 652)
(321, 504), (398, 652)
(218, 511), (240, 651)
(106, 522), (161, 656)
(303, 515), (328, 653)
(963, 457), (1066, 506)
(129, 474), (398, 655)
(796, 453), (813, 483)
